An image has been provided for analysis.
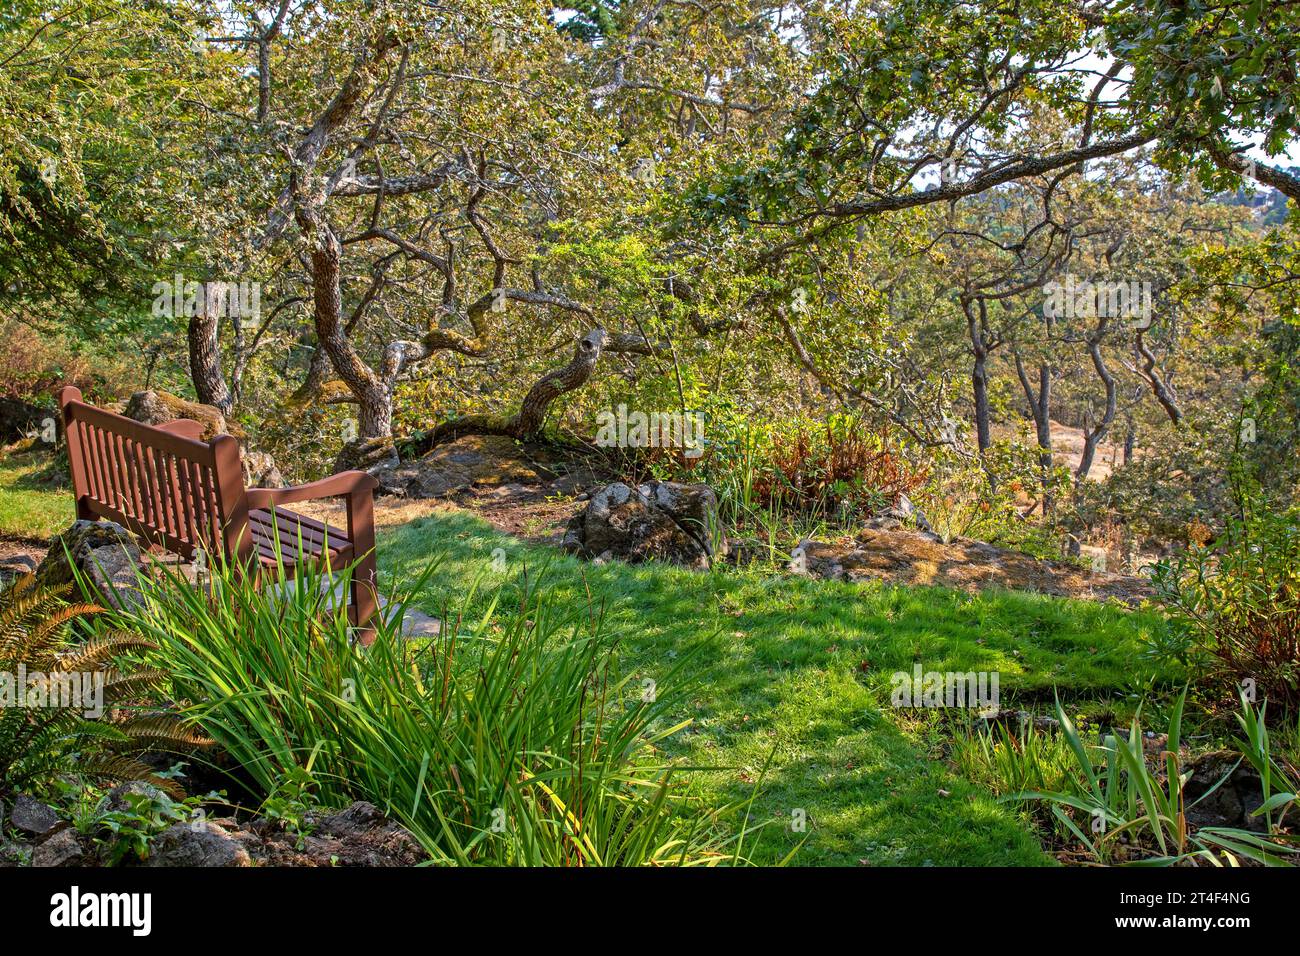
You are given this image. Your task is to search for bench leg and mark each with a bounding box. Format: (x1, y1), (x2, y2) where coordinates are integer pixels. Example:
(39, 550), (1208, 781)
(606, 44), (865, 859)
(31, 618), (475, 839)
(347, 490), (379, 644)
(350, 549), (378, 645)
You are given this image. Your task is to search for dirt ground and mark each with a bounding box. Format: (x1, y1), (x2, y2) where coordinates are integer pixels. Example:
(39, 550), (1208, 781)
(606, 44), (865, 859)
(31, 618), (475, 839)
(295, 473), (583, 547)
(990, 418), (1125, 481)
(0, 535), (44, 574)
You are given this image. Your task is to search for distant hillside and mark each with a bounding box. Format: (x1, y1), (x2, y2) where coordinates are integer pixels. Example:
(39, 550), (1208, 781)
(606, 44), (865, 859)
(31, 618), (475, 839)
(1216, 165), (1297, 225)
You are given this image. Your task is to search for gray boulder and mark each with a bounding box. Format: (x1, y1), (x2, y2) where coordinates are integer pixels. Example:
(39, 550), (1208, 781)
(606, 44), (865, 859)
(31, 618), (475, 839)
(143, 820), (252, 867)
(34, 519), (143, 609)
(563, 481), (722, 569)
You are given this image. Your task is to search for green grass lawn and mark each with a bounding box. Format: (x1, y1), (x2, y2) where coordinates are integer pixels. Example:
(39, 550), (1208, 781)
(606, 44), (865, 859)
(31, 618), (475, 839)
(0, 448), (1177, 865)
(0, 449), (73, 540)
(380, 508), (1179, 867)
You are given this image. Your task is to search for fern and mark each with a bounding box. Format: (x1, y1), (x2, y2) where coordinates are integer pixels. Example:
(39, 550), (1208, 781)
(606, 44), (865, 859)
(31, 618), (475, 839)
(0, 573), (209, 800)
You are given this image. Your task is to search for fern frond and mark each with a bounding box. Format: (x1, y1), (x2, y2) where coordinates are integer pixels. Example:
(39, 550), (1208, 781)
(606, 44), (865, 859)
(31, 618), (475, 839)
(15, 602), (105, 665)
(0, 592), (73, 658)
(115, 715), (213, 750)
(55, 631), (159, 672)
(77, 755), (185, 800)
(100, 669), (171, 702)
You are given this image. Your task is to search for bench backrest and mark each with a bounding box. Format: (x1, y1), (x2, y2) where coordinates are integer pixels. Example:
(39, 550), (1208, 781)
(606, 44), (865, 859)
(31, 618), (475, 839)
(57, 386), (252, 563)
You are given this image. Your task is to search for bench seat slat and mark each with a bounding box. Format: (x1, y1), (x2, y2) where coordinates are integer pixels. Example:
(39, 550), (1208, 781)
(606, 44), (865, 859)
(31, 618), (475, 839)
(247, 507), (341, 547)
(248, 508), (352, 565)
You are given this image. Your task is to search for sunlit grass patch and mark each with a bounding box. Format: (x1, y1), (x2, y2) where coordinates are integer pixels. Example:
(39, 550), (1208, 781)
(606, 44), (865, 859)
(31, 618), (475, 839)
(0, 449), (72, 540)
(380, 507), (1178, 865)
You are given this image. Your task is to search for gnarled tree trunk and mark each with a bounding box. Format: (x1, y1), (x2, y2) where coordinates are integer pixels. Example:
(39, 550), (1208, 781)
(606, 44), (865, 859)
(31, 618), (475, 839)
(188, 309), (232, 415)
(421, 328), (608, 449)
(298, 202), (394, 443)
(1076, 318), (1118, 484)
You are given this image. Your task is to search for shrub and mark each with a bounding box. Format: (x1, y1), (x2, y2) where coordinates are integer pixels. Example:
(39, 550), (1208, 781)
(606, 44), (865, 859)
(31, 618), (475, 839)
(754, 415), (927, 521)
(917, 460), (1020, 547)
(1150, 506), (1300, 710)
(0, 316), (126, 404)
(121, 544), (744, 865)
(699, 413), (926, 543)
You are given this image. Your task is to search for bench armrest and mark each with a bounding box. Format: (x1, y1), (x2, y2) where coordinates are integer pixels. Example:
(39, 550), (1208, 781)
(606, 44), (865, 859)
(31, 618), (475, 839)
(245, 471), (378, 510)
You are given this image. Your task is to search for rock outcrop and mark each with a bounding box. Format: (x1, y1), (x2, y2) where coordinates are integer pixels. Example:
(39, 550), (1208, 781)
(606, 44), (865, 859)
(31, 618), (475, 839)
(121, 389), (240, 442)
(9, 796), (426, 868)
(786, 527), (1151, 604)
(371, 434), (548, 499)
(121, 389), (281, 487)
(247, 800), (427, 867)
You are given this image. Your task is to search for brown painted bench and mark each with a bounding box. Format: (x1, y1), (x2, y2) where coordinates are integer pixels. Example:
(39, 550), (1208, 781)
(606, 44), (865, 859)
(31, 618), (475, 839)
(55, 386), (378, 635)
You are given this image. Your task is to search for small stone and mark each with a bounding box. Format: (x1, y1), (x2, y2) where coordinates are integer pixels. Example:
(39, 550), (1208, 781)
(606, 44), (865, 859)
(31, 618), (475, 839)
(32, 829), (85, 867)
(9, 795), (58, 836)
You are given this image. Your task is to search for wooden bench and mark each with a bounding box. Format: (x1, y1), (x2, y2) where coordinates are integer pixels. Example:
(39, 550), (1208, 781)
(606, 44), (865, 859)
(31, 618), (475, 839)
(55, 386), (379, 636)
